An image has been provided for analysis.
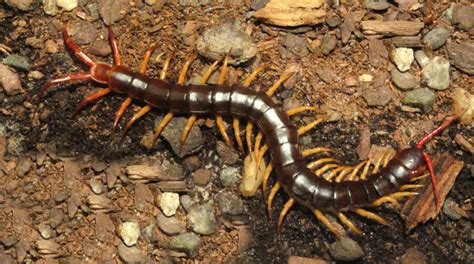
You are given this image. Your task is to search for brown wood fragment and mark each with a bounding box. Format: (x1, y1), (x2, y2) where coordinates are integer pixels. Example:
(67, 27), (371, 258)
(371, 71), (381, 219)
(126, 165), (184, 182)
(156, 181), (189, 192)
(401, 153), (464, 231)
(361, 20), (424, 36)
(253, 0), (326, 27)
(389, 36), (422, 48)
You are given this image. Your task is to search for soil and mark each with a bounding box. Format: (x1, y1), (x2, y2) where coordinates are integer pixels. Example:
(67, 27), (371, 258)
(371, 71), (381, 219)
(0, 1), (473, 263)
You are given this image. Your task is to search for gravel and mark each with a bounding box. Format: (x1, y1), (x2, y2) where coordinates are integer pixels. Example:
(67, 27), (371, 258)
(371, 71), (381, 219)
(422, 56), (450, 90)
(219, 166), (240, 187)
(391, 48), (414, 72)
(402, 88), (436, 112)
(329, 237), (364, 261)
(169, 232), (202, 257)
(187, 201), (218, 235)
(159, 192), (180, 217)
(117, 221), (141, 247)
(391, 68), (418, 90)
(423, 27), (449, 50)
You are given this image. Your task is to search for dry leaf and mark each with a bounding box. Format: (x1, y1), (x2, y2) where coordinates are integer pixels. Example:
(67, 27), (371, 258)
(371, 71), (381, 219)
(253, 0), (326, 27)
(401, 153), (464, 231)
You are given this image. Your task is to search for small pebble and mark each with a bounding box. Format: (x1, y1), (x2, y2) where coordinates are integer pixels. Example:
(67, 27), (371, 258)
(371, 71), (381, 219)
(216, 192), (245, 215)
(423, 27), (449, 50)
(216, 141), (239, 165)
(157, 117), (204, 157)
(89, 40), (112, 57)
(326, 16), (342, 27)
(398, 247), (426, 264)
(316, 67), (335, 83)
(320, 34), (337, 55)
(447, 42), (474, 75)
(56, 0), (78, 11)
(117, 243), (145, 263)
(391, 47), (414, 72)
(451, 88), (473, 125)
(159, 192), (180, 217)
(366, 0), (389, 11)
(192, 169), (212, 186)
(69, 21), (98, 45)
(442, 198), (468, 220)
(402, 88), (435, 112)
(156, 212), (185, 235)
(362, 85), (393, 107)
(422, 56), (450, 90)
(28, 71), (44, 80)
(415, 50), (430, 67)
(359, 74), (373, 82)
(3, 54), (30, 71)
(45, 39), (58, 53)
(452, 4), (474, 31)
(282, 33), (309, 57)
(288, 256), (328, 264)
(169, 232), (201, 257)
(43, 0), (58, 15)
(219, 166), (240, 187)
(15, 156), (32, 177)
(37, 224), (54, 240)
(97, 0), (129, 25)
(391, 68), (418, 90)
(329, 237), (364, 261)
(179, 194), (194, 213)
(5, 0), (35, 10)
(187, 201), (218, 235)
(117, 221), (141, 247)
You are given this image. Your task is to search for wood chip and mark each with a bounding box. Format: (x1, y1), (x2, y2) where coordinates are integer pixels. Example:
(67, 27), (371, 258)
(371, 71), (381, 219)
(253, 0), (326, 27)
(389, 36), (423, 48)
(401, 153), (464, 231)
(361, 20), (424, 36)
(126, 165), (184, 182)
(156, 181), (189, 192)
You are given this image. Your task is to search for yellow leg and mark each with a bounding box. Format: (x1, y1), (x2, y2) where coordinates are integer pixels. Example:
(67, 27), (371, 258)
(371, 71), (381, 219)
(337, 212), (362, 236)
(410, 173), (429, 182)
(215, 53), (232, 146)
(357, 159), (372, 180)
(372, 153), (386, 174)
(257, 144), (268, 166)
(313, 209), (342, 239)
(287, 106), (318, 116)
(267, 182), (280, 219)
(122, 105), (152, 136)
(400, 184), (424, 191)
(242, 65), (265, 87)
(346, 161), (369, 181)
(315, 164), (340, 177)
(382, 151), (395, 167)
(325, 166), (350, 181)
(262, 164), (273, 197)
(179, 115), (198, 153)
(297, 118), (324, 136)
(266, 71), (296, 97)
(152, 112), (174, 145)
(389, 192), (418, 199)
(160, 49), (175, 80)
(307, 158), (339, 171)
(335, 167), (352, 182)
(371, 196), (401, 210)
(140, 45), (159, 73)
(302, 147), (333, 157)
(178, 52), (198, 85)
(233, 119), (244, 152)
(277, 198), (295, 233)
(254, 131), (263, 154)
(353, 208), (389, 226)
(245, 122), (254, 152)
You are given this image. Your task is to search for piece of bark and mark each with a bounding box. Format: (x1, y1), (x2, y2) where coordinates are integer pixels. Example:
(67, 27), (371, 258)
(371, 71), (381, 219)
(253, 0), (326, 27)
(156, 181), (189, 192)
(361, 20), (424, 36)
(126, 165), (184, 182)
(401, 153), (464, 231)
(389, 36), (423, 48)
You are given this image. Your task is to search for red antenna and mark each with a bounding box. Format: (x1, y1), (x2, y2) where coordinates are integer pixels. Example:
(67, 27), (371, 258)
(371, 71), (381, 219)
(415, 115), (461, 209)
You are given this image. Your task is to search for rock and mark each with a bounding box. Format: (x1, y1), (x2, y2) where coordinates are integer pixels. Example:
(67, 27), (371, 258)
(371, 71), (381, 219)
(192, 169), (212, 186)
(452, 4), (474, 31)
(97, 0), (129, 25)
(182, 156), (201, 171)
(282, 33), (309, 57)
(422, 56), (450, 90)
(2, 54), (30, 71)
(250, 0), (269, 11)
(37, 224), (54, 240)
(455, 134), (474, 154)
(366, 0), (389, 11)
(219, 166), (240, 187)
(215, 192), (245, 215)
(43, 0), (58, 15)
(56, 0), (78, 11)
(187, 201), (218, 235)
(197, 22), (257, 65)
(355, 127), (370, 160)
(15, 156), (32, 177)
(6, 135), (24, 155)
(369, 38), (388, 67)
(326, 16), (342, 28)
(391, 68), (418, 90)
(451, 88), (473, 125)
(328, 237), (364, 261)
(5, 0), (34, 10)
(415, 50), (430, 67)
(423, 27), (449, 50)
(362, 85), (393, 107)
(442, 198), (468, 220)
(117, 243), (145, 263)
(45, 39), (58, 53)
(156, 117), (204, 157)
(447, 42), (474, 75)
(398, 247), (426, 264)
(156, 212), (185, 235)
(216, 141), (239, 165)
(402, 88), (436, 112)
(89, 40), (112, 57)
(179, 0), (212, 6)
(359, 74), (373, 82)
(316, 67), (335, 83)
(391, 48), (414, 72)
(69, 21), (98, 45)
(117, 221), (141, 247)
(320, 34), (337, 56)
(179, 194), (194, 213)
(169, 233), (201, 257)
(159, 192), (180, 217)
(288, 256), (328, 264)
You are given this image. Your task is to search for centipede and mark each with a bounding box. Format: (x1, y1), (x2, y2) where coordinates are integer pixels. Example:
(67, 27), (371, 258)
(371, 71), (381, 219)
(39, 24), (461, 238)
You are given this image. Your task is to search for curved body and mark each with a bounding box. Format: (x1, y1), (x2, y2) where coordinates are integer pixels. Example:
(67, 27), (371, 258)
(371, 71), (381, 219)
(108, 66), (424, 211)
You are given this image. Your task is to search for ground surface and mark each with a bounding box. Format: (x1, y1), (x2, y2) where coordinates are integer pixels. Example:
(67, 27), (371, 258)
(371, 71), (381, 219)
(0, 1), (473, 263)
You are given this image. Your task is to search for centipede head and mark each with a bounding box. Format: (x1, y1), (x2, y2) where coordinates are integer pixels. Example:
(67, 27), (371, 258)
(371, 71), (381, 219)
(415, 115), (461, 209)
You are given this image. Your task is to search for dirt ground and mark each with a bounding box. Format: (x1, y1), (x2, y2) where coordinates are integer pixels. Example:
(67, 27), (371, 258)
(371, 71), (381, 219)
(0, 0), (473, 263)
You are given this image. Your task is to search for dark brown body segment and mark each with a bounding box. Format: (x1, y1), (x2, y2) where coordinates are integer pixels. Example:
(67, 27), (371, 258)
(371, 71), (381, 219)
(108, 67), (425, 211)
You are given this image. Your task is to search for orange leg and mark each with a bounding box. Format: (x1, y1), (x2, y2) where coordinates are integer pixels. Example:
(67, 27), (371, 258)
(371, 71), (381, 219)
(73, 87), (112, 116)
(122, 105), (152, 136)
(216, 53), (232, 146)
(39, 72), (91, 98)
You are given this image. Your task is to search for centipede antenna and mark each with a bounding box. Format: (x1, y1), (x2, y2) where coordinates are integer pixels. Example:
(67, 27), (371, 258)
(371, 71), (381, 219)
(422, 151), (440, 210)
(416, 116), (459, 149)
(108, 26), (121, 65)
(63, 24), (95, 67)
(39, 72), (92, 98)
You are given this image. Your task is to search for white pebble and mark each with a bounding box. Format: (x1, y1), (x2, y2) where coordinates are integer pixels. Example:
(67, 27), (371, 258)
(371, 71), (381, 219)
(56, 0), (78, 11)
(118, 222), (141, 247)
(159, 192), (180, 216)
(392, 47), (414, 72)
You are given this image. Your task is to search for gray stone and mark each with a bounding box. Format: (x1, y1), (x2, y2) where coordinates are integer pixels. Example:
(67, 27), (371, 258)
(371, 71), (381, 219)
(326, 16), (342, 27)
(452, 4), (474, 31)
(216, 192), (245, 215)
(362, 85), (393, 107)
(366, 0), (389, 11)
(219, 166), (240, 187)
(197, 22), (257, 65)
(117, 243), (145, 263)
(422, 56), (450, 90)
(187, 201), (218, 235)
(442, 198), (468, 220)
(5, 0), (35, 11)
(402, 88), (436, 112)
(321, 34), (337, 56)
(423, 27), (449, 50)
(2, 54), (30, 71)
(282, 33), (309, 57)
(179, 0), (212, 6)
(415, 50), (430, 67)
(250, 0), (269, 10)
(391, 48), (414, 72)
(156, 212), (185, 235)
(180, 194), (194, 213)
(156, 117), (204, 157)
(391, 68), (418, 90)
(399, 247), (426, 264)
(169, 232), (201, 257)
(159, 192), (180, 217)
(329, 237), (364, 261)
(69, 21), (98, 45)
(447, 42), (474, 75)
(192, 169), (212, 186)
(216, 141), (239, 165)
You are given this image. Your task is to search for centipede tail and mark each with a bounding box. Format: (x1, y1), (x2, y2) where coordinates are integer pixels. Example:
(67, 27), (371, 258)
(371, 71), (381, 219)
(41, 24), (462, 238)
